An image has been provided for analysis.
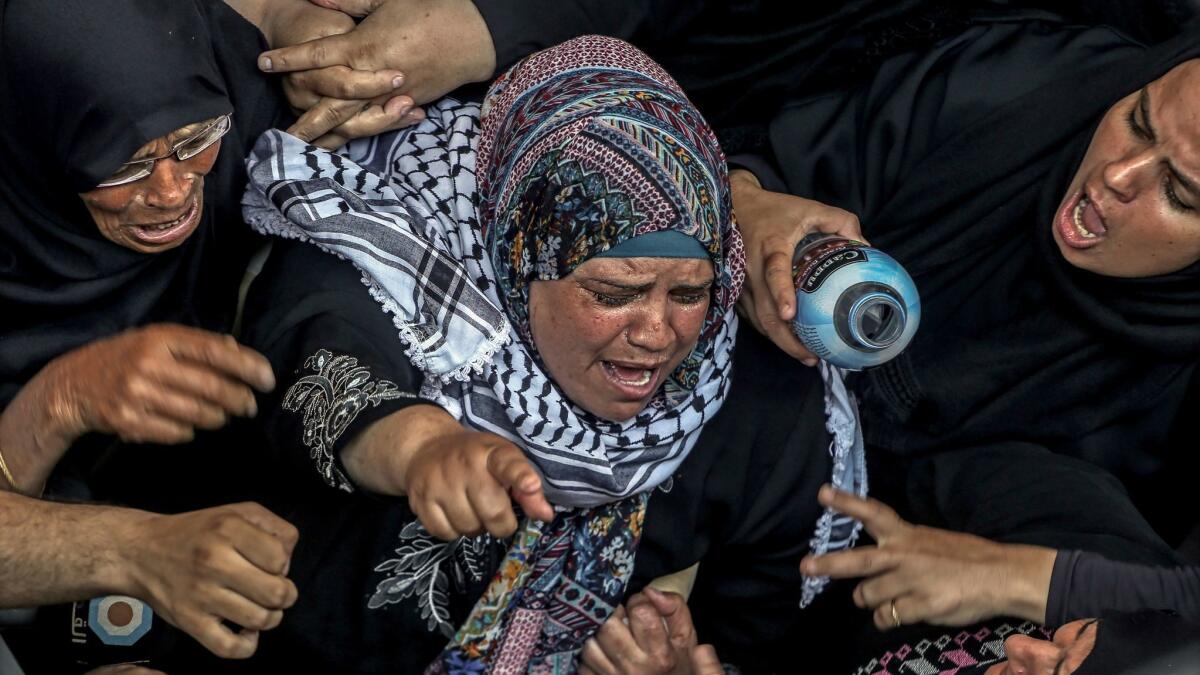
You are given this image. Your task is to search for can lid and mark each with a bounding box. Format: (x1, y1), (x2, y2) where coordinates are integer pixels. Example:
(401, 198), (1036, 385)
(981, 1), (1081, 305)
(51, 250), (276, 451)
(847, 292), (906, 350)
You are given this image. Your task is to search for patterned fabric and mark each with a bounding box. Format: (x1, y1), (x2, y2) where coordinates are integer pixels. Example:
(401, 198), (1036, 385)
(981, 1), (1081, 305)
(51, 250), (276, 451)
(476, 35), (743, 400)
(802, 362), (869, 607)
(243, 36), (741, 674)
(282, 349), (414, 492)
(853, 622), (1052, 675)
(432, 495), (648, 674)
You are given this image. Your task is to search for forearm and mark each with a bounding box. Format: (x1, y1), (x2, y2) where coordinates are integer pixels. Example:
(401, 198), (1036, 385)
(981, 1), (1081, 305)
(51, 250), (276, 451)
(0, 491), (139, 607)
(0, 366), (81, 495)
(340, 403), (461, 496)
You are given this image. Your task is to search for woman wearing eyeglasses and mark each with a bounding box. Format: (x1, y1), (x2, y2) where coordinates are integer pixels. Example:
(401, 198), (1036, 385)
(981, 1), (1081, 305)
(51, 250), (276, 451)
(0, 0), (405, 670)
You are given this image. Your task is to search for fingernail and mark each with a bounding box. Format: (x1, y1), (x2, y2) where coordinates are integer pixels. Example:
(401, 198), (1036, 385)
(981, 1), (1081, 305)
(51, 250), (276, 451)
(643, 586), (663, 598)
(258, 56), (273, 72)
(391, 75), (404, 89)
(803, 358), (818, 367)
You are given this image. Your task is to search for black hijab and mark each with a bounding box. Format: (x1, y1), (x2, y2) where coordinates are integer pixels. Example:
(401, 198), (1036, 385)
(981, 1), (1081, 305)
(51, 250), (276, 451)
(0, 0), (287, 407)
(771, 16), (1200, 475)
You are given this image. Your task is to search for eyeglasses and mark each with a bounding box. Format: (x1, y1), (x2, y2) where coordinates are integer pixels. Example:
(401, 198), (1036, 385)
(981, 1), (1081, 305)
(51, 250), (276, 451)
(96, 114), (232, 188)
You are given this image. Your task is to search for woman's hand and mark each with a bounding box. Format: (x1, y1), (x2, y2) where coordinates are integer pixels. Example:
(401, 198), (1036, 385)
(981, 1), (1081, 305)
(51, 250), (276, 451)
(47, 324), (274, 445)
(580, 588), (721, 675)
(800, 485), (1055, 631)
(730, 169), (865, 364)
(256, 0), (497, 113)
(0, 324), (273, 494)
(117, 502), (300, 660)
(228, 0), (423, 148)
(402, 429), (554, 541)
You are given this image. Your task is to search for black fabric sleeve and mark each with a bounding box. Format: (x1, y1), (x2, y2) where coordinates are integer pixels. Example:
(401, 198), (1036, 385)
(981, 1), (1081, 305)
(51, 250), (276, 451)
(472, 0), (702, 74)
(240, 239), (436, 494)
(1047, 550), (1200, 626)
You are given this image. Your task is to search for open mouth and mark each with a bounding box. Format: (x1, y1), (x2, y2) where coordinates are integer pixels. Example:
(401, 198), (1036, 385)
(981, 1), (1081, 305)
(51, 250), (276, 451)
(600, 360), (662, 399)
(1056, 191), (1107, 250)
(129, 195), (201, 246)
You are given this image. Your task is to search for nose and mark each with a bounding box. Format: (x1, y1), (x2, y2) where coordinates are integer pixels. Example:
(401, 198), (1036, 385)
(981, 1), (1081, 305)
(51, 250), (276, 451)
(140, 157), (194, 209)
(1101, 148), (1157, 203)
(1002, 634), (1062, 674)
(626, 303), (675, 353)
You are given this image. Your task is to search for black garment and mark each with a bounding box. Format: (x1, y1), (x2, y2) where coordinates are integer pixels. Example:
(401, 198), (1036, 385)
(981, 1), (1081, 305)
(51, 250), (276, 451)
(230, 240), (831, 673)
(0, 0), (287, 408)
(1078, 610), (1200, 675)
(471, 1), (1195, 151)
(769, 17), (1200, 493)
(1048, 551), (1200, 625)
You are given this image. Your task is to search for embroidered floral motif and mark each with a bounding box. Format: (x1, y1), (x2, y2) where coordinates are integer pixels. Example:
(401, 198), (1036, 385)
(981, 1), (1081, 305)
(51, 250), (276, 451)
(282, 348), (413, 492)
(369, 520), (500, 638)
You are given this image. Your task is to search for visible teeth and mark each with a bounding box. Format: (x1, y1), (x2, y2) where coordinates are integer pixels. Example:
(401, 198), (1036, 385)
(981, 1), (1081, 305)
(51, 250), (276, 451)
(629, 369), (652, 386)
(608, 364), (653, 386)
(1073, 197), (1095, 239)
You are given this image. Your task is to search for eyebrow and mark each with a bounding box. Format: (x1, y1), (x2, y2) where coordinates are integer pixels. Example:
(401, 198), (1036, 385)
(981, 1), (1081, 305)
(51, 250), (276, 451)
(1052, 619), (1100, 675)
(1142, 88), (1200, 201)
(583, 278), (714, 292)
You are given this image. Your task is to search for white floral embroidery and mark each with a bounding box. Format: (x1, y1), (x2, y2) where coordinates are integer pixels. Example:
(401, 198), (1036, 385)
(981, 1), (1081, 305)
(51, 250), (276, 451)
(282, 349), (413, 492)
(368, 520), (499, 638)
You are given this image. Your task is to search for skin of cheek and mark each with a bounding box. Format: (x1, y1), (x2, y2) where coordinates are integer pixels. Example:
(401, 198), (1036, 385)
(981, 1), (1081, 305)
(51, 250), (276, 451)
(77, 139), (221, 254)
(527, 257), (712, 422)
(1054, 63), (1200, 277)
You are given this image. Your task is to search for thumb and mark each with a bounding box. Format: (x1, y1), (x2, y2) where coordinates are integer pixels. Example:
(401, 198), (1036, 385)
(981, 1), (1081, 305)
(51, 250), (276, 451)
(643, 587), (696, 649)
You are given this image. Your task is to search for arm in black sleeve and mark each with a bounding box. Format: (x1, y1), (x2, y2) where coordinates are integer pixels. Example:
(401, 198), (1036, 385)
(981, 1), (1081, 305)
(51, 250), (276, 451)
(240, 239), (436, 494)
(472, 0), (703, 73)
(1048, 550), (1200, 625)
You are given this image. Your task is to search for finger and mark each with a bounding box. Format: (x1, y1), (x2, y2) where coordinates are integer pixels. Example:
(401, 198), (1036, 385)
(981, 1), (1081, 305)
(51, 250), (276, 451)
(143, 387), (228, 430)
(813, 208), (866, 244)
(800, 546), (896, 581)
(85, 666), (168, 675)
(487, 445), (554, 522)
(856, 572), (910, 612)
(259, 33), (355, 73)
(308, 0), (387, 17)
(817, 484), (908, 540)
(153, 362), (259, 418)
(412, 501), (459, 542)
(465, 477), (519, 538)
(594, 609), (643, 667)
(179, 611), (259, 659)
(214, 536), (299, 611)
(439, 492), (485, 538)
(201, 586), (285, 632)
(287, 97), (369, 145)
(226, 503), (300, 555)
(287, 66), (405, 102)
(872, 595), (916, 632)
(757, 304), (818, 365)
(579, 637), (619, 675)
(166, 331), (275, 393)
(691, 645), (726, 675)
(321, 97), (420, 147)
(113, 412), (195, 445)
(626, 597), (672, 662)
(642, 587), (696, 651)
(761, 248), (798, 321)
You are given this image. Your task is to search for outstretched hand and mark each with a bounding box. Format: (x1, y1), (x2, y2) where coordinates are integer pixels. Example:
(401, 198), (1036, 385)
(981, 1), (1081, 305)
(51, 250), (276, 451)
(729, 169), (865, 364)
(800, 485), (1055, 631)
(404, 430), (554, 541)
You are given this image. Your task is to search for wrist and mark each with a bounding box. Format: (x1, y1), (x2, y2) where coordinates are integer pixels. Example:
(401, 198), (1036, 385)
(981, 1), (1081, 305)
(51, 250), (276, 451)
(729, 168), (763, 191)
(456, 0), (498, 84)
(995, 545), (1055, 623)
(100, 509), (160, 600)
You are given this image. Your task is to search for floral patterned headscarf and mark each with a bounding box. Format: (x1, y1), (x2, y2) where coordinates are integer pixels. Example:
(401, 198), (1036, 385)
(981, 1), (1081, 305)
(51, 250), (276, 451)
(477, 35), (744, 400)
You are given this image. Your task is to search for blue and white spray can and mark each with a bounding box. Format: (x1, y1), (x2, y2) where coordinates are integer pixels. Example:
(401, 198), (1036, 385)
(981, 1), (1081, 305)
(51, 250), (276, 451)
(791, 234), (920, 370)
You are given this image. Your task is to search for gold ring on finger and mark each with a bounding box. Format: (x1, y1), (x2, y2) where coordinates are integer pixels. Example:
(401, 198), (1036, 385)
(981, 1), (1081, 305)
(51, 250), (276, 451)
(890, 599), (902, 628)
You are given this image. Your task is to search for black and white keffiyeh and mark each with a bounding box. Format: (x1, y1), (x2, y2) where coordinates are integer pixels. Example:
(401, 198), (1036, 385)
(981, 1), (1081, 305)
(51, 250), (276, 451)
(243, 99), (736, 508)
